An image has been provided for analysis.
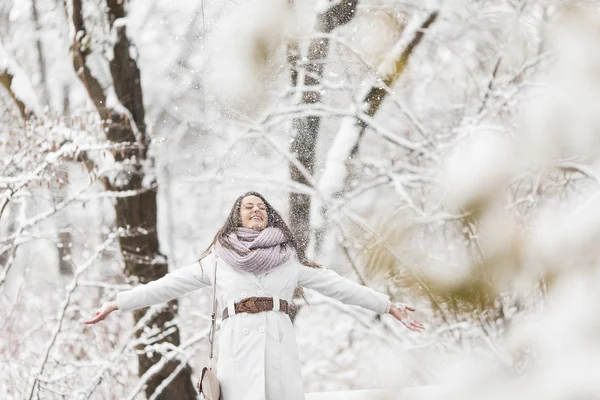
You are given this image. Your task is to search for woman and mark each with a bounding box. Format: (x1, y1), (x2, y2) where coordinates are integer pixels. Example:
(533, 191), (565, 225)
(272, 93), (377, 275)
(84, 191), (424, 400)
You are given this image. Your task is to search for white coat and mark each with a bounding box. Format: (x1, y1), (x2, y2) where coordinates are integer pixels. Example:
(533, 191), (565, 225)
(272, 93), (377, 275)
(116, 251), (391, 400)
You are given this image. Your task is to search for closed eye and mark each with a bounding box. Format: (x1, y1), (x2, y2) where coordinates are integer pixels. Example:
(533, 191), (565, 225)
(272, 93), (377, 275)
(242, 203), (266, 210)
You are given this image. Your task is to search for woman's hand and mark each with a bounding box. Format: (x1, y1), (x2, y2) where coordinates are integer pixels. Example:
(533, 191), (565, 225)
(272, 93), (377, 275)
(389, 302), (425, 332)
(83, 300), (119, 325)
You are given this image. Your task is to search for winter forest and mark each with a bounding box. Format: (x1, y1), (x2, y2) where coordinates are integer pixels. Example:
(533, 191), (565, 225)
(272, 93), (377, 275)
(2, 0), (600, 399)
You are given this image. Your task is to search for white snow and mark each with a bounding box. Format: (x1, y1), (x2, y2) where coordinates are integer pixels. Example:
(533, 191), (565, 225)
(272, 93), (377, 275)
(376, 13), (430, 78)
(440, 129), (514, 213)
(318, 116), (362, 198)
(105, 85), (129, 115)
(85, 51), (113, 93)
(204, 0), (293, 115)
(0, 43), (42, 115)
(4, 2), (600, 400)
(306, 387), (445, 400)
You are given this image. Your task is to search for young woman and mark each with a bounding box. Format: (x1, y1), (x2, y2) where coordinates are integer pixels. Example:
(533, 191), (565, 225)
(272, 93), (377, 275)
(84, 191), (424, 400)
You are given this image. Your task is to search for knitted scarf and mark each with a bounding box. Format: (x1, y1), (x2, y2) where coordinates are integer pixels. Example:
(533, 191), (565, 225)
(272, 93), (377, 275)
(215, 227), (294, 274)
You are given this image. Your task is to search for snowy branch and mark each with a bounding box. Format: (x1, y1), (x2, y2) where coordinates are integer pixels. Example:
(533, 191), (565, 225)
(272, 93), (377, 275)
(27, 234), (118, 400)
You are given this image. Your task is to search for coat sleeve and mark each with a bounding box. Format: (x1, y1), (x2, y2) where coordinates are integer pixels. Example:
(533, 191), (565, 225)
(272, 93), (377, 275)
(116, 260), (211, 312)
(297, 264), (391, 315)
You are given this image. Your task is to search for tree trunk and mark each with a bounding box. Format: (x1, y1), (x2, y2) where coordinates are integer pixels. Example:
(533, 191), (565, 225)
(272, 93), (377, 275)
(0, 47), (41, 118)
(69, 1), (196, 398)
(0, 205), (16, 269)
(288, 0), (359, 252)
(0, 71), (29, 119)
(57, 231), (73, 275)
(62, 84), (70, 114)
(31, 0), (50, 106)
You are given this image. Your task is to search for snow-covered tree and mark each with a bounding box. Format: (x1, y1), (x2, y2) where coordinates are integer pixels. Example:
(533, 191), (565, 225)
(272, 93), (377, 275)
(2, 0), (600, 399)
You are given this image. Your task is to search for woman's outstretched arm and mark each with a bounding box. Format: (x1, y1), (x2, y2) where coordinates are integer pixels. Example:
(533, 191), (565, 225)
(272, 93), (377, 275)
(297, 264), (424, 332)
(83, 259), (211, 325)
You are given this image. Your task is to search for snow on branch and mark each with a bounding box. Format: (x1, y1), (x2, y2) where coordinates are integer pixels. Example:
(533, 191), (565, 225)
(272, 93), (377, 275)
(75, 305), (175, 399)
(181, 172), (316, 196)
(264, 103), (429, 151)
(27, 234), (118, 400)
(0, 43), (41, 119)
(1, 183), (157, 244)
(315, 11), (439, 209)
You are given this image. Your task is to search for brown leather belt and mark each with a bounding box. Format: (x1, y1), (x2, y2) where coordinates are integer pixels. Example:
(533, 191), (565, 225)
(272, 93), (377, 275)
(222, 296), (290, 321)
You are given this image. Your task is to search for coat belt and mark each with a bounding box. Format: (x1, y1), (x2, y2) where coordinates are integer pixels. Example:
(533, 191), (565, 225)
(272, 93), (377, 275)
(222, 296), (290, 321)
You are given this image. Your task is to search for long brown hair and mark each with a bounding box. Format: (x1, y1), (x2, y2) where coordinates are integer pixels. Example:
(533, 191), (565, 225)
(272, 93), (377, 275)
(199, 191), (320, 269)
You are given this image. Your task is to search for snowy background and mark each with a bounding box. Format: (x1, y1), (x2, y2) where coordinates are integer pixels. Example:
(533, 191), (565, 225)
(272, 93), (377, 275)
(2, 0), (600, 399)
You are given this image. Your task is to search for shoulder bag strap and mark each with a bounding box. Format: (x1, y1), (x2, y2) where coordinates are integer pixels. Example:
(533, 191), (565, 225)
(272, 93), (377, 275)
(208, 251), (218, 368)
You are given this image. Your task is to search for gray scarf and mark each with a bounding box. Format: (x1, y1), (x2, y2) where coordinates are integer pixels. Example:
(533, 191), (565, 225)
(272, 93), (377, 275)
(215, 227), (294, 274)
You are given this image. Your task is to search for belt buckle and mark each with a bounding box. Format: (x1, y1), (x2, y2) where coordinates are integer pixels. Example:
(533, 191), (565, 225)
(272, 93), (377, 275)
(239, 296), (256, 313)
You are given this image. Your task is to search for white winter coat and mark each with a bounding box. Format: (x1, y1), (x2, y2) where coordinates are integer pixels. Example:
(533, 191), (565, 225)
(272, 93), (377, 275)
(116, 251), (391, 400)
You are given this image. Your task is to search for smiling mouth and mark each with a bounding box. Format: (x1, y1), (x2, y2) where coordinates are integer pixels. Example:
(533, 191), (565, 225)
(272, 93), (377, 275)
(251, 216), (263, 221)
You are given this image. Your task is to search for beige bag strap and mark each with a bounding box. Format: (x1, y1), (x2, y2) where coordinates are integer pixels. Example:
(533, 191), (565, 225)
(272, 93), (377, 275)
(208, 251), (218, 367)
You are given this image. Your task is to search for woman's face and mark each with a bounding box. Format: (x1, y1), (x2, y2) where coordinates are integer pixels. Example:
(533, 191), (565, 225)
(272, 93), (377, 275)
(239, 195), (268, 230)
